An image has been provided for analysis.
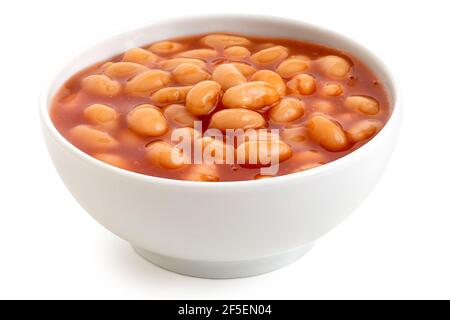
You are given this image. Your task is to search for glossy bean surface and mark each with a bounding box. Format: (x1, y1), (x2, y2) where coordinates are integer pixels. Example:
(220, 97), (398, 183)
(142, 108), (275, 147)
(125, 70), (171, 97)
(222, 81), (280, 109)
(186, 80), (222, 115)
(209, 109), (266, 131)
(212, 64), (246, 90)
(127, 105), (168, 136)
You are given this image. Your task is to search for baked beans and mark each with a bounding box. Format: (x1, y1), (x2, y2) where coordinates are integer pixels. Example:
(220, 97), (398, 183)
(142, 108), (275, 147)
(51, 33), (391, 181)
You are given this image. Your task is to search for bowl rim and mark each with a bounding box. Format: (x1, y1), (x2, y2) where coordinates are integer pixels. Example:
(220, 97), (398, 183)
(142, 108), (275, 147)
(40, 13), (402, 189)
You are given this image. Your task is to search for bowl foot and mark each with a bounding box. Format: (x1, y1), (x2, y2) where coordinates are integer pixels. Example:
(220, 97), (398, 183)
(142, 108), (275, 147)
(132, 242), (314, 279)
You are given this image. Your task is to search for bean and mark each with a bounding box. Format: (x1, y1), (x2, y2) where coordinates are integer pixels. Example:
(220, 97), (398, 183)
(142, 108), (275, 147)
(337, 112), (358, 123)
(269, 97), (304, 123)
(344, 95), (380, 115)
(307, 115), (348, 151)
(212, 64), (246, 90)
(230, 62), (257, 77)
(251, 70), (286, 96)
(222, 81), (280, 109)
(149, 41), (185, 55)
(236, 140), (292, 165)
(201, 34), (251, 48)
(176, 49), (218, 60)
(98, 62), (113, 72)
(117, 129), (144, 147)
(287, 74), (316, 95)
(348, 119), (382, 142)
(125, 70), (171, 97)
(200, 137), (235, 163)
(312, 100), (335, 114)
(257, 43), (277, 50)
(171, 127), (201, 142)
(321, 83), (344, 96)
(223, 46), (251, 60)
(250, 46), (289, 65)
(123, 48), (159, 65)
(104, 62), (148, 79)
(291, 54), (310, 60)
(81, 75), (121, 97)
(254, 174), (273, 180)
(318, 55), (351, 79)
(146, 141), (186, 169)
(172, 63), (210, 85)
(186, 80), (221, 115)
(184, 164), (219, 182)
(84, 104), (118, 125)
(151, 86), (192, 105)
(94, 153), (129, 170)
(159, 58), (206, 70)
(242, 129), (280, 143)
(276, 55), (309, 78)
(164, 104), (198, 127)
(292, 150), (326, 164)
(209, 109), (265, 131)
(127, 104), (168, 136)
(281, 126), (308, 145)
(70, 125), (118, 150)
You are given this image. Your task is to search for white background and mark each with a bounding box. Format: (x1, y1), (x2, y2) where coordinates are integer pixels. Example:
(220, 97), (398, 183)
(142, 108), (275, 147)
(0, 0), (449, 300)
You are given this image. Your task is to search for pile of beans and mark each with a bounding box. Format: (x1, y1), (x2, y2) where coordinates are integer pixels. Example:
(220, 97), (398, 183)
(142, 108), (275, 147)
(51, 33), (391, 182)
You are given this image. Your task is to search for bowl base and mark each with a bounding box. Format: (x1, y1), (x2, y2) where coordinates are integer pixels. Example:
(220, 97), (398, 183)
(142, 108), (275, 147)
(132, 242), (314, 279)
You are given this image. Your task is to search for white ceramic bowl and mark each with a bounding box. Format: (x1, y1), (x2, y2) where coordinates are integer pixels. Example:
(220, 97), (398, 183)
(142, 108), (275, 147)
(40, 15), (401, 278)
